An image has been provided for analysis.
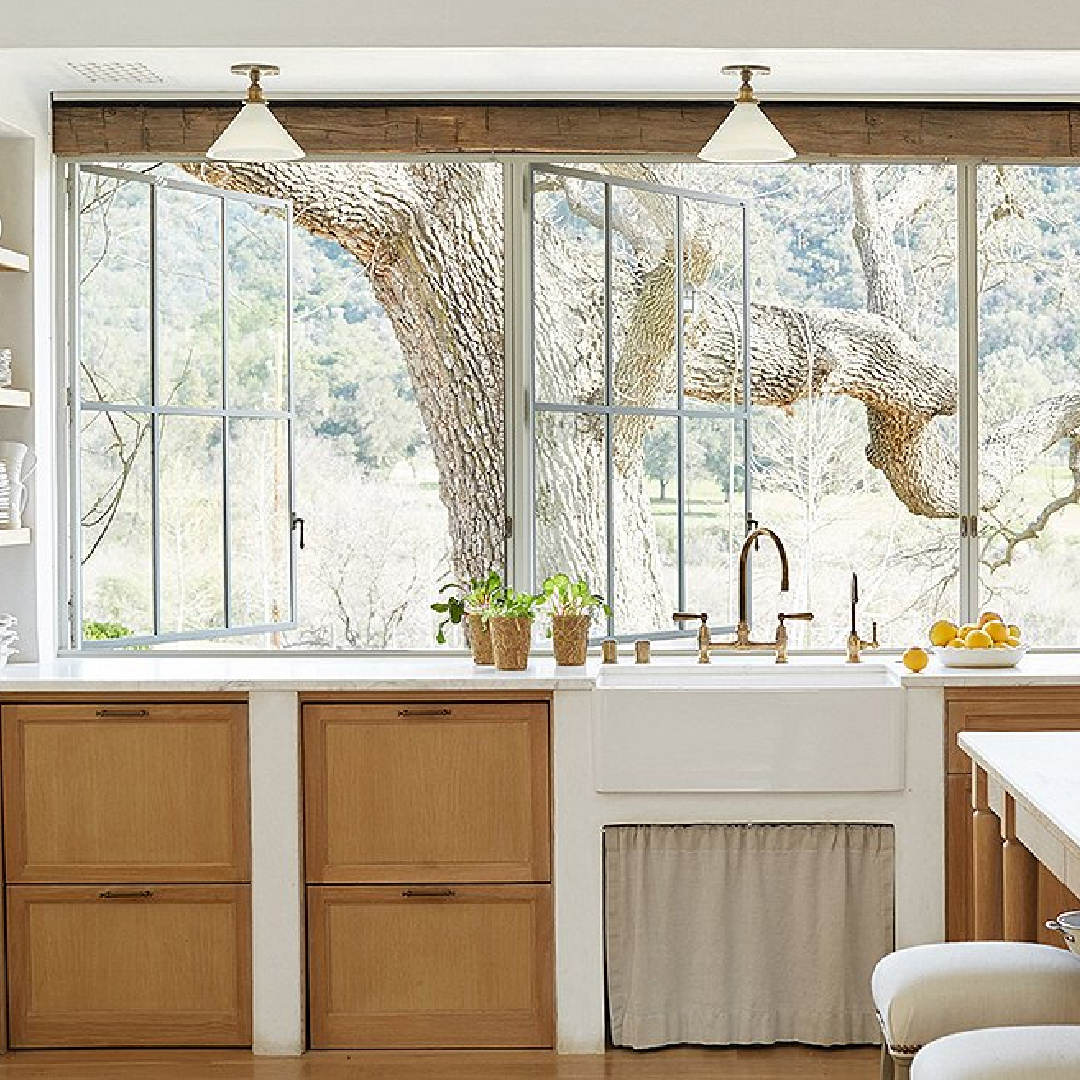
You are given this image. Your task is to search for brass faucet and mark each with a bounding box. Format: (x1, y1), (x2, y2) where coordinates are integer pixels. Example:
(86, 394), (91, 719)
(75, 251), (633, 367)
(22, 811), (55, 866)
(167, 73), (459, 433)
(846, 571), (879, 663)
(674, 527), (814, 664)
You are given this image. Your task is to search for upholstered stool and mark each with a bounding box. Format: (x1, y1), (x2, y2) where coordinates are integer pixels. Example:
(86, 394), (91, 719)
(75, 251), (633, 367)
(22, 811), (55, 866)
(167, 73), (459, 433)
(911, 1026), (1080, 1078)
(872, 943), (1080, 1079)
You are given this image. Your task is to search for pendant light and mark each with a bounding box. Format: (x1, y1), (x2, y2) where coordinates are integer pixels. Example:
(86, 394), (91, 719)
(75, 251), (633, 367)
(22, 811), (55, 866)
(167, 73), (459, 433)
(699, 65), (795, 163)
(207, 64), (304, 162)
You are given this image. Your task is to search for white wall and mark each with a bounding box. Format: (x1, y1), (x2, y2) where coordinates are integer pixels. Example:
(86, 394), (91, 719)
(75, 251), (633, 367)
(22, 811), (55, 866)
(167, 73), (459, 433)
(3, 0), (1080, 50)
(0, 71), (54, 661)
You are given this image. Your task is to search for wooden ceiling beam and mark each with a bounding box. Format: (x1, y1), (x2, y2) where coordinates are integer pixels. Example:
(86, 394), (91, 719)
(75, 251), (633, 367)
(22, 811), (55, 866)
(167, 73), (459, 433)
(52, 101), (1080, 160)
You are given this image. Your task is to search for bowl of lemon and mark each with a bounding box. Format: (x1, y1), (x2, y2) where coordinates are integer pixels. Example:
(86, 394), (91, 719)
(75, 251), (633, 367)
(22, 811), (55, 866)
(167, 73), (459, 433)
(928, 612), (1026, 668)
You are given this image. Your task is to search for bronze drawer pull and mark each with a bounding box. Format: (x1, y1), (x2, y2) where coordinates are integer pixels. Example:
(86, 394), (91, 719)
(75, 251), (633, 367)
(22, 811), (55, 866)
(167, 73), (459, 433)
(402, 888), (455, 898)
(397, 708), (452, 717)
(99, 889), (154, 900)
(95, 708), (151, 718)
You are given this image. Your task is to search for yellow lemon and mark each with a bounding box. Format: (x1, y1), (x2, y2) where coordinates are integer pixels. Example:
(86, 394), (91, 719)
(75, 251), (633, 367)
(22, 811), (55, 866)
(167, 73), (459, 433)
(965, 628), (993, 649)
(984, 619), (1009, 643)
(979, 610), (1004, 628)
(903, 646), (930, 672)
(948, 638), (967, 648)
(929, 619), (959, 647)
(959, 624), (977, 637)
(1006, 634), (1022, 648)
(1008, 624), (1021, 640)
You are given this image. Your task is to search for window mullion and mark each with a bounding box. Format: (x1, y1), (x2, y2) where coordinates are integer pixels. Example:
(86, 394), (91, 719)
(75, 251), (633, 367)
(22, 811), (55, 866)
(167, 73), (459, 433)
(675, 195), (687, 614)
(957, 163), (980, 624)
(221, 198), (232, 631)
(505, 160), (533, 594)
(149, 180), (162, 639)
(741, 202), (755, 629)
(603, 183), (616, 639)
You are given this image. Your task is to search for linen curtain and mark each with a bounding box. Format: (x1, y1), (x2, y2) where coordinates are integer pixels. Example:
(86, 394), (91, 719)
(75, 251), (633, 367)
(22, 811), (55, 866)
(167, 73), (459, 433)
(604, 823), (894, 1048)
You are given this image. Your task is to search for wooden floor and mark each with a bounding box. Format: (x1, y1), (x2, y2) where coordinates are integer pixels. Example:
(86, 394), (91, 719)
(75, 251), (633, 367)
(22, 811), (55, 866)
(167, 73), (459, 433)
(0, 1047), (880, 1079)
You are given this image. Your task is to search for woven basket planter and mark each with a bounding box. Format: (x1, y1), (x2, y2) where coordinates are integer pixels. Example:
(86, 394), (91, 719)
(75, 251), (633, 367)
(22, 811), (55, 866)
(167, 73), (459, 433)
(490, 616), (534, 671)
(465, 611), (494, 666)
(552, 612), (591, 667)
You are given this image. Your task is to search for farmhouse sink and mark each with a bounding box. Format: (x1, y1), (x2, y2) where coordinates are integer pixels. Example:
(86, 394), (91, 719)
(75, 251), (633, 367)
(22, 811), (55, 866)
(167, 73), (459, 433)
(593, 658), (905, 794)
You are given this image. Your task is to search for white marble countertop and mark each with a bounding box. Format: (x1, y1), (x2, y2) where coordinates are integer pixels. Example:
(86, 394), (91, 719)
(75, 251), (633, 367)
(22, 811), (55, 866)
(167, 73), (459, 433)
(958, 730), (1080, 874)
(0, 654), (600, 692)
(900, 651), (1080, 687)
(3, 650), (1080, 693)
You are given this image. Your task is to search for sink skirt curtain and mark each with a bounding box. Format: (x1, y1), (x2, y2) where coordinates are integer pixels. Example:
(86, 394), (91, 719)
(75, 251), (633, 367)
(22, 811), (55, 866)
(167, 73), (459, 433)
(604, 823), (894, 1049)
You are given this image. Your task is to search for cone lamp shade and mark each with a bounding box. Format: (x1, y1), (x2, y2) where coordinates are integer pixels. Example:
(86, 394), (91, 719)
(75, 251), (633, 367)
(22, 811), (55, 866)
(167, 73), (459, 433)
(207, 64), (304, 162)
(699, 65), (796, 163)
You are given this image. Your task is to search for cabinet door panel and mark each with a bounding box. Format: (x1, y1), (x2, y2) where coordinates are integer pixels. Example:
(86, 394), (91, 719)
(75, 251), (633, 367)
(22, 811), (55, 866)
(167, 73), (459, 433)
(308, 884), (552, 1049)
(7, 884), (251, 1047)
(304, 702), (550, 883)
(2, 703), (250, 883)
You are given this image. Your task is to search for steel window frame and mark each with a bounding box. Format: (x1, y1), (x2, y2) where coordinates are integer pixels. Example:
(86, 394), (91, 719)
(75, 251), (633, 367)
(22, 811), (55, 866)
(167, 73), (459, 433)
(527, 163), (753, 641)
(68, 162), (298, 649)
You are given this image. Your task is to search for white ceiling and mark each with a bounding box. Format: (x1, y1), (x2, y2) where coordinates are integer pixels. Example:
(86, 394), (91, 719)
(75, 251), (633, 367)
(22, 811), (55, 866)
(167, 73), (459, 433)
(4, 47), (1080, 102)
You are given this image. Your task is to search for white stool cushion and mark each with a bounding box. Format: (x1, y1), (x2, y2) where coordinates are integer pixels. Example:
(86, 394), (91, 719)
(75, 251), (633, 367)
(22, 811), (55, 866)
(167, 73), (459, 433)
(872, 943), (1080, 1055)
(911, 1026), (1080, 1079)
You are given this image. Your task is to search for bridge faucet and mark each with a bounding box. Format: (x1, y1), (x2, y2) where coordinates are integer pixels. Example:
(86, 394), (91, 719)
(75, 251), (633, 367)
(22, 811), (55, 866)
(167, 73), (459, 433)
(674, 528), (814, 664)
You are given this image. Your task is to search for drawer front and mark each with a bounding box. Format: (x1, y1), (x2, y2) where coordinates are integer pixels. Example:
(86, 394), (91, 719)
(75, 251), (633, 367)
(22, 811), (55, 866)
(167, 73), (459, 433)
(307, 884), (553, 1049)
(945, 689), (1080, 774)
(6, 884), (252, 1048)
(2, 703), (250, 883)
(304, 702), (550, 883)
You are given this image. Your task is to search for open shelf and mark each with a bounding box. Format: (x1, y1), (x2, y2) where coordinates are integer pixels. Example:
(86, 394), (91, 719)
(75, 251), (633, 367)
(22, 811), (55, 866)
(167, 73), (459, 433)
(0, 528), (30, 548)
(0, 387), (30, 408)
(0, 246), (30, 273)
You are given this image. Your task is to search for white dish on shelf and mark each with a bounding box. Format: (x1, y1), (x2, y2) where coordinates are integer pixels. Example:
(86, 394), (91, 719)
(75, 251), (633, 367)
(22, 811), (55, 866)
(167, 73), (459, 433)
(933, 644), (1027, 668)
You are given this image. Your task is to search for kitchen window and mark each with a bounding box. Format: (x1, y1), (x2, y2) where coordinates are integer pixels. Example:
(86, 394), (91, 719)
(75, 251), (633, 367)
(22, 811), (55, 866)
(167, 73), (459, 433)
(62, 159), (1080, 650)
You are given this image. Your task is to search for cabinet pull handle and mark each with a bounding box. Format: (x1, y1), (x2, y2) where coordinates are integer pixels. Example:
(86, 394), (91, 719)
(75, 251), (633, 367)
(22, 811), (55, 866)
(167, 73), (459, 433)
(397, 708), (452, 717)
(99, 889), (154, 900)
(402, 888), (455, 899)
(95, 708), (150, 718)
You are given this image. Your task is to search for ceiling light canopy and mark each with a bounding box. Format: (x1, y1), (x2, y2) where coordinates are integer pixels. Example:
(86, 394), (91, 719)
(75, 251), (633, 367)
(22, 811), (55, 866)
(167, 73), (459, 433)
(206, 64), (304, 163)
(699, 64), (796, 164)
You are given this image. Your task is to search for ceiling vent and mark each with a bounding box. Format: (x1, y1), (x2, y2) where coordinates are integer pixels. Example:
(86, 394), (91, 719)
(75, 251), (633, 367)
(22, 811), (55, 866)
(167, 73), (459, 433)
(66, 61), (165, 86)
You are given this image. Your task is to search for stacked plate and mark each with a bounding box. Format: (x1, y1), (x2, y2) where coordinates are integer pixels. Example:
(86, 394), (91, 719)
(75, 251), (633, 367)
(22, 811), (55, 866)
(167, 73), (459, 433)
(0, 461), (10, 527)
(0, 613), (18, 669)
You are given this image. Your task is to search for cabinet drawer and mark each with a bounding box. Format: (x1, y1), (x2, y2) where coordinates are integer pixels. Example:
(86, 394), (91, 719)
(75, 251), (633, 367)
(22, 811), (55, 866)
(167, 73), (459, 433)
(945, 689), (1080, 774)
(6, 884), (251, 1048)
(307, 884), (553, 1049)
(303, 702), (550, 883)
(2, 702), (250, 883)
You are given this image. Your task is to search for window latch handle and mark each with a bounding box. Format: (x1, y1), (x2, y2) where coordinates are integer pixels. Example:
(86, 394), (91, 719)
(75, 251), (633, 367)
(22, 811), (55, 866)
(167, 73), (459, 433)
(291, 514), (305, 550)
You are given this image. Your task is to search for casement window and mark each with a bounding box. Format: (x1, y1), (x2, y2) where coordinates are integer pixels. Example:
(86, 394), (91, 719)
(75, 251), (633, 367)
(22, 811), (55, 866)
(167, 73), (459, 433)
(530, 165), (752, 640)
(70, 164), (296, 647)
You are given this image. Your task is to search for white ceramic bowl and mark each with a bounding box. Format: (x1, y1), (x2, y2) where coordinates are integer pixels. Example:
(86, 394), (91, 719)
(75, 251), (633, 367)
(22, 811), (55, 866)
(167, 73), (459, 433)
(933, 644), (1027, 668)
(1047, 911), (1080, 958)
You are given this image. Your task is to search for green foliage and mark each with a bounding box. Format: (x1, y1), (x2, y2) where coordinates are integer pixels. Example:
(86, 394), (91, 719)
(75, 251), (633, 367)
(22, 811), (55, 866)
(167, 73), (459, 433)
(431, 570), (503, 643)
(541, 572), (609, 618)
(489, 586), (543, 620)
(82, 619), (134, 640)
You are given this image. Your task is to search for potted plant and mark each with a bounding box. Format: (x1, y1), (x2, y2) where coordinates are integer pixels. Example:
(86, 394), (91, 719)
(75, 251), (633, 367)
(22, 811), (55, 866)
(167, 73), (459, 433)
(541, 573), (609, 666)
(487, 587), (542, 671)
(431, 570), (502, 666)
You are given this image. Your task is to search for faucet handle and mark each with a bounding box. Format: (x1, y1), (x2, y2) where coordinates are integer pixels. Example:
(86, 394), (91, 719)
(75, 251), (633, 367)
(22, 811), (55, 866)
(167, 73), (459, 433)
(673, 611), (708, 625)
(778, 611), (814, 623)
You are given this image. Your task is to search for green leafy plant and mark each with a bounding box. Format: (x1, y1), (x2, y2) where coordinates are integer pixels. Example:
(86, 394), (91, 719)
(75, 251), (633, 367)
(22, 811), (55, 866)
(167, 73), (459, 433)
(489, 586), (543, 620)
(431, 570), (502, 644)
(541, 573), (610, 619)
